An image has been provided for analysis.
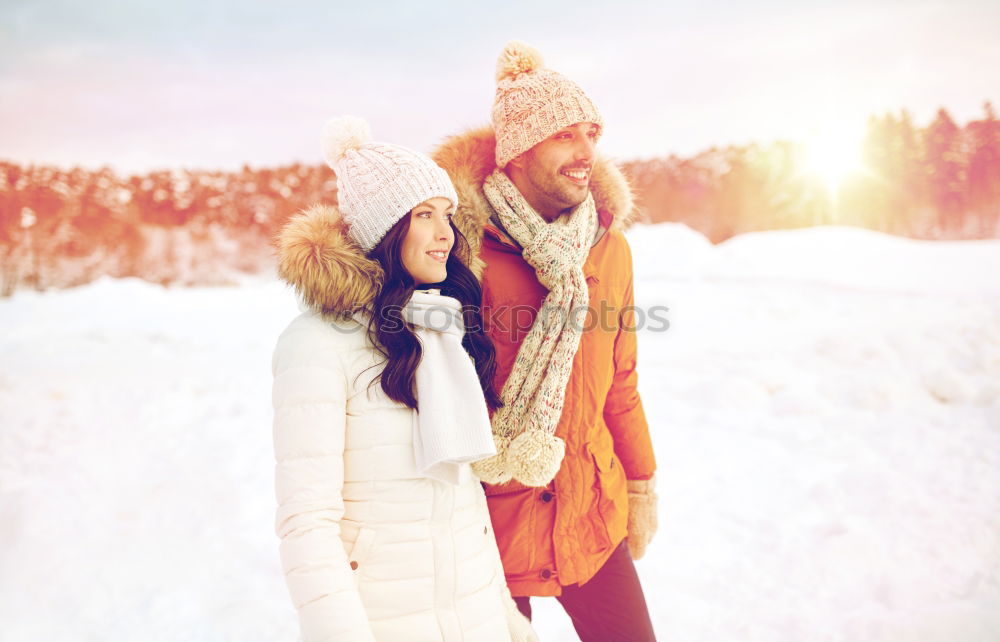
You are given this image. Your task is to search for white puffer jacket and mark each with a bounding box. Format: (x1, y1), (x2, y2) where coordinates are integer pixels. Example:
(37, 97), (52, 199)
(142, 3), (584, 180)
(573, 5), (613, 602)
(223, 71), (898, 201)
(272, 205), (533, 642)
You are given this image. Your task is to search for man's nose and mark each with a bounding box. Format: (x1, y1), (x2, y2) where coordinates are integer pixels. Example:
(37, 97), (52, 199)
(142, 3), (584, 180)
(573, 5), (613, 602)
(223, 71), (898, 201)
(574, 136), (595, 162)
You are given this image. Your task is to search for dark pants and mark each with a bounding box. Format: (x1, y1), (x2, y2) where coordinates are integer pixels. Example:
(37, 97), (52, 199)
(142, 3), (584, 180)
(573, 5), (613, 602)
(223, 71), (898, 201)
(513, 541), (656, 642)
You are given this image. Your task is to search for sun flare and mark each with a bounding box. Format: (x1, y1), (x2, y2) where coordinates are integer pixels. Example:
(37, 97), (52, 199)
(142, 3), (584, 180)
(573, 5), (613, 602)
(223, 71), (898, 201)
(802, 132), (865, 192)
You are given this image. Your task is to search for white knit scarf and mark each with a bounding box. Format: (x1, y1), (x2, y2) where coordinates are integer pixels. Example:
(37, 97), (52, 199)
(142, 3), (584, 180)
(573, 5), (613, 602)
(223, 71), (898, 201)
(473, 169), (597, 487)
(403, 289), (496, 485)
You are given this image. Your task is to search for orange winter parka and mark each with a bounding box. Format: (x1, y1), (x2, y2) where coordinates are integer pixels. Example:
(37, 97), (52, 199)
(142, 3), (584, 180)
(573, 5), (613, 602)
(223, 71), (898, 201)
(433, 128), (657, 597)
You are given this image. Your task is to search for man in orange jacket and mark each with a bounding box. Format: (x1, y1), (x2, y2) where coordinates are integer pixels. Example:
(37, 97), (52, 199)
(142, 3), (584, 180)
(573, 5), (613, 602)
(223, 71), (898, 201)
(432, 41), (658, 641)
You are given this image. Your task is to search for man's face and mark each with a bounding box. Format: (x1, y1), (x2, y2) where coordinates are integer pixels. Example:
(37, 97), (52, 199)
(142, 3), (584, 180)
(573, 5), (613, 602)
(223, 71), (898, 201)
(506, 122), (601, 221)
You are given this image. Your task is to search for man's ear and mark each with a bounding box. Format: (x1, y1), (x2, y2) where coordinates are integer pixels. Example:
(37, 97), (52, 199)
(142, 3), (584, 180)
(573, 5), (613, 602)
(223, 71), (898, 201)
(506, 152), (526, 171)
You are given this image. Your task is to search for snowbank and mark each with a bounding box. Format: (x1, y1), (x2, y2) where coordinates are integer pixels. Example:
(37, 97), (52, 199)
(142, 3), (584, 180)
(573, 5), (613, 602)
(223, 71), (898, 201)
(1, 226), (998, 641)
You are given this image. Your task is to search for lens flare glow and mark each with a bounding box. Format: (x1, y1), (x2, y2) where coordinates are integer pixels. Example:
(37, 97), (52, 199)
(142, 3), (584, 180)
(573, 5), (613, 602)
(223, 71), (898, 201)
(803, 133), (865, 192)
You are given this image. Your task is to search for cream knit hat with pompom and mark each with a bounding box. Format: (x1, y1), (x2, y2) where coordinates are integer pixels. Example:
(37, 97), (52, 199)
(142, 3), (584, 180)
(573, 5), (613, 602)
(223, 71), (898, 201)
(492, 41), (604, 168)
(321, 116), (459, 252)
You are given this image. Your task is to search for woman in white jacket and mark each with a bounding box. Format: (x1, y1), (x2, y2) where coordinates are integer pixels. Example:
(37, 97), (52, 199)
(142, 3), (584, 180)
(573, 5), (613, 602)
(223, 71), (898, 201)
(271, 117), (537, 642)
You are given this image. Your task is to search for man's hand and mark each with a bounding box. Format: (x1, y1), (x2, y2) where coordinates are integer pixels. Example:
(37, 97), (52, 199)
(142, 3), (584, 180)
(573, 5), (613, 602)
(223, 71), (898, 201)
(626, 475), (658, 560)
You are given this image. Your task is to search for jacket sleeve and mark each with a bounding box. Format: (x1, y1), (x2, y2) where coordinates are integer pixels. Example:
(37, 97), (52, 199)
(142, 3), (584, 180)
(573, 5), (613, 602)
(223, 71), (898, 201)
(603, 239), (657, 481)
(272, 324), (376, 642)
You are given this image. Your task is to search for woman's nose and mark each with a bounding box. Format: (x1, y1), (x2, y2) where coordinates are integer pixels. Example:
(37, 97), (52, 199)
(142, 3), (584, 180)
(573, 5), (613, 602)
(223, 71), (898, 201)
(436, 218), (453, 242)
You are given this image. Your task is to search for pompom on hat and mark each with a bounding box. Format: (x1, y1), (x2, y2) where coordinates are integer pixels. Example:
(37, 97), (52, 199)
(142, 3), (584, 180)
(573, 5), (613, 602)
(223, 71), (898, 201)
(321, 115), (459, 252)
(491, 41), (604, 168)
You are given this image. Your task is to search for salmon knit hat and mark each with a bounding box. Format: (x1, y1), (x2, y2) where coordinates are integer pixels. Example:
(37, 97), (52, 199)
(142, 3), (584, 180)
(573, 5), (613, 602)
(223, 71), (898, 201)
(491, 41), (604, 168)
(321, 116), (459, 252)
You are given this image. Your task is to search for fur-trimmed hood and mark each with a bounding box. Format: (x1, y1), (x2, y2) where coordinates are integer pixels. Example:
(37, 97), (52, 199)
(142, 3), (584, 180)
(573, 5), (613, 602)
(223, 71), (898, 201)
(276, 205), (384, 317)
(431, 126), (638, 268)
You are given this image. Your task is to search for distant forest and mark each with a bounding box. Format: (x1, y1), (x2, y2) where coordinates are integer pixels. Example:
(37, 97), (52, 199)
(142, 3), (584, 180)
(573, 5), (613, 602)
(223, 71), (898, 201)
(625, 102), (1000, 242)
(2, 103), (998, 296)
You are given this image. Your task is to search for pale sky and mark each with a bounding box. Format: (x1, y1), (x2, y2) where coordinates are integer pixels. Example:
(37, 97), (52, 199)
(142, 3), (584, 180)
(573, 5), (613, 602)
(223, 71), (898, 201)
(1, 0), (997, 174)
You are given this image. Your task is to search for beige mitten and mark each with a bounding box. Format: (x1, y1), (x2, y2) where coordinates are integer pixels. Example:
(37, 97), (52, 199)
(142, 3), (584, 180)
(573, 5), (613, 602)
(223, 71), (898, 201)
(626, 475), (658, 560)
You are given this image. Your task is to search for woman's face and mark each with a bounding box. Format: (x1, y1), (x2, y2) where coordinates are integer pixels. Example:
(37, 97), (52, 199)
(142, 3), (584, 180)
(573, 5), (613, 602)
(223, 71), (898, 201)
(401, 197), (455, 285)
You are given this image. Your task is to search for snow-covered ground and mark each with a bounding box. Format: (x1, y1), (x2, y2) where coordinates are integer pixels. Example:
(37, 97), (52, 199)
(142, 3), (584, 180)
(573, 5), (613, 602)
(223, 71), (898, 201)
(1, 224), (998, 642)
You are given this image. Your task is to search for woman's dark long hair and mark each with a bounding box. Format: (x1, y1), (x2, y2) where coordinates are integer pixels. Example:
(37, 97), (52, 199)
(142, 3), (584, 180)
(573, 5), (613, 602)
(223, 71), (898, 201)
(365, 213), (503, 412)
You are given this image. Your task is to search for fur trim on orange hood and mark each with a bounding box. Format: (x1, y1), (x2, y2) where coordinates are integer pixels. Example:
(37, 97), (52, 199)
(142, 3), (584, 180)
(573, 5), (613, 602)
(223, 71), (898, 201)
(276, 204), (383, 317)
(431, 126), (638, 268)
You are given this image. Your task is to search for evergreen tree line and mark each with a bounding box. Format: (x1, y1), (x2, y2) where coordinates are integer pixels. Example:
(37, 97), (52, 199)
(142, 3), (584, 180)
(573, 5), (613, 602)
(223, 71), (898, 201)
(623, 103), (1000, 242)
(0, 163), (337, 296)
(1, 103), (997, 295)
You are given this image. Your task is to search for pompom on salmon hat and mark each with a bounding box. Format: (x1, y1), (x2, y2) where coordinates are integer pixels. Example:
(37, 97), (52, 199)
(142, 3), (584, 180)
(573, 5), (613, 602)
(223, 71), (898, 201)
(491, 40), (604, 168)
(321, 115), (459, 252)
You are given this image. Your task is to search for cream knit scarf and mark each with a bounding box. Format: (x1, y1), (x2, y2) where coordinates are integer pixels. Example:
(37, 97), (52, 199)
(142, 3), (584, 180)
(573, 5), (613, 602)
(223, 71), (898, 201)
(404, 289), (497, 485)
(473, 168), (597, 487)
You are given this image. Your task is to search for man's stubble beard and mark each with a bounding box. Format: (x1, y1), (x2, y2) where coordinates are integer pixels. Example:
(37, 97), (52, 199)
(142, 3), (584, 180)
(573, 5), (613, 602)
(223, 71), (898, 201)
(524, 161), (588, 217)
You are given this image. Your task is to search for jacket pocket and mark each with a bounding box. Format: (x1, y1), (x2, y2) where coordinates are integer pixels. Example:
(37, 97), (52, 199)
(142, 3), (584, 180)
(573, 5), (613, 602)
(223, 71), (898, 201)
(587, 443), (627, 549)
(482, 478), (534, 497)
(346, 526), (377, 583)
